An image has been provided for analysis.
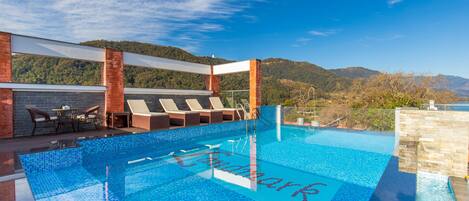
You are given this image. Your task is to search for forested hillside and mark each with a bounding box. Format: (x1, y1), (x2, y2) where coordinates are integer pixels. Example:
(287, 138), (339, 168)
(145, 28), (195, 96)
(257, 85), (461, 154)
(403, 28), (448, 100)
(330, 67), (380, 79)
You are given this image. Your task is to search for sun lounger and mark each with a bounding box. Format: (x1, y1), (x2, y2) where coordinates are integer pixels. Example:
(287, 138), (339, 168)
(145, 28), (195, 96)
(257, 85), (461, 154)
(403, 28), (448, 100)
(159, 99), (200, 127)
(185, 99), (223, 123)
(127, 100), (170, 130)
(208, 97), (244, 120)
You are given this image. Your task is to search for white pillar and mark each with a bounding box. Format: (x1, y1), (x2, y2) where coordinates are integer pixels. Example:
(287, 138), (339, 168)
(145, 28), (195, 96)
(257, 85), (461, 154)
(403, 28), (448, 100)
(276, 105), (282, 142)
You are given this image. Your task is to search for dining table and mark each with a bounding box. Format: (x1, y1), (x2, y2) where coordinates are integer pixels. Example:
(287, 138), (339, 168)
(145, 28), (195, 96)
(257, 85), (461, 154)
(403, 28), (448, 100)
(52, 108), (79, 132)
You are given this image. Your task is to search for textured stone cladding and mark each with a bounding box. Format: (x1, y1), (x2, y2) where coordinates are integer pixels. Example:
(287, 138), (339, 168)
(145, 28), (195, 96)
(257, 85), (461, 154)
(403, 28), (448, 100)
(13, 92), (105, 137)
(124, 94), (211, 112)
(398, 109), (469, 177)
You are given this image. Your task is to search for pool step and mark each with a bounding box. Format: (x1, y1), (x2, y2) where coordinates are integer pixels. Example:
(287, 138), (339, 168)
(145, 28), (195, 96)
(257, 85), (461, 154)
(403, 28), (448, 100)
(0, 172), (25, 183)
(449, 176), (469, 201)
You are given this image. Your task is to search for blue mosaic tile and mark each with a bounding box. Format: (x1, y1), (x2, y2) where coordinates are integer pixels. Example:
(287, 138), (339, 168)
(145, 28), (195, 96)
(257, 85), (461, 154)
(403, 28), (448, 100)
(20, 148), (83, 174)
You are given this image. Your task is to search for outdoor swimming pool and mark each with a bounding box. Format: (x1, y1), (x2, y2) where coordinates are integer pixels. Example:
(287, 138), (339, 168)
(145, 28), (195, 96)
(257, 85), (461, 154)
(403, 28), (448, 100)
(18, 107), (453, 201)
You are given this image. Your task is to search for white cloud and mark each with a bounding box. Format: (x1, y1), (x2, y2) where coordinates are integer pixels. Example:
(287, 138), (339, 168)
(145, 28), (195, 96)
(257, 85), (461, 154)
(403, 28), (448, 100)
(358, 34), (405, 47)
(388, 0), (403, 6)
(365, 34), (405, 42)
(308, 29), (339, 37)
(0, 0), (251, 52)
(292, 37), (312, 47)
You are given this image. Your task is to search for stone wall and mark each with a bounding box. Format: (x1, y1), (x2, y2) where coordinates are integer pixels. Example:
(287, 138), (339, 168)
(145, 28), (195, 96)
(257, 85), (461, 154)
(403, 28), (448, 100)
(398, 109), (469, 177)
(13, 92), (105, 137)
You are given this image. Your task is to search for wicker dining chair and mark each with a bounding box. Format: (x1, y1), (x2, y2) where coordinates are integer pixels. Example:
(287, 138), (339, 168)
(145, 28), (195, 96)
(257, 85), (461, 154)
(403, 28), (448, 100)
(26, 107), (58, 135)
(75, 105), (101, 131)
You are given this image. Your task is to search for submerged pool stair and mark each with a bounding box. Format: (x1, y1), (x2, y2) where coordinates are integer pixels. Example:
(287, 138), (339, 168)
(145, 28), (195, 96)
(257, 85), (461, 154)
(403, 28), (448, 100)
(448, 176), (469, 201)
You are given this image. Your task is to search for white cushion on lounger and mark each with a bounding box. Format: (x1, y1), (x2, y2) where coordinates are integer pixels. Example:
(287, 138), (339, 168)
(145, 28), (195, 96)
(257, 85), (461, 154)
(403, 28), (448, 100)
(186, 99), (204, 110)
(214, 108), (238, 111)
(133, 112), (168, 117)
(209, 97), (240, 111)
(76, 114), (97, 119)
(127, 100), (151, 114)
(195, 109), (217, 113)
(35, 116), (58, 122)
(186, 99), (220, 113)
(159, 99), (180, 112)
(160, 99), (200, 115)
(166, 111), (199, 114)
(209, 97), (225, 110)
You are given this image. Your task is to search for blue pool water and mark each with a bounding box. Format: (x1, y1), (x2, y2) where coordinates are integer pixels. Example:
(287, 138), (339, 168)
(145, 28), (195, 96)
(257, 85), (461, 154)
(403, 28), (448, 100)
(20, 118), (402, 201)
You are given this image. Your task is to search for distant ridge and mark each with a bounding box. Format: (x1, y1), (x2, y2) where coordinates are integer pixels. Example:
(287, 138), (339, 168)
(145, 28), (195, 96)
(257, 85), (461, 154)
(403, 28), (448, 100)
(433, 75), (469, 97)
(330, 67), (381, 79)
(262, 58), (349, 91)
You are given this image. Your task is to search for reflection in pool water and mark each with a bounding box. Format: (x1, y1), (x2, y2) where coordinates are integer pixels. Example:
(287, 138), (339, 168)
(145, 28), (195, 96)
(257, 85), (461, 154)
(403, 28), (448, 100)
(21, 124), (401, 201)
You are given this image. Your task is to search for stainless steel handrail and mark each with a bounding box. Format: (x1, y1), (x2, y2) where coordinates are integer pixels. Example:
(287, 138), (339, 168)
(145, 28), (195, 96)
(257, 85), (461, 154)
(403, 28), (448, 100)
(324, 116), (345, 127)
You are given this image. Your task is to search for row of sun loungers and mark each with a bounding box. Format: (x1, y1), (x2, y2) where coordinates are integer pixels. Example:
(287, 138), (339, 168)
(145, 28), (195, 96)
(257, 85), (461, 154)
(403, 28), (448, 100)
(127, 97), (244, 131)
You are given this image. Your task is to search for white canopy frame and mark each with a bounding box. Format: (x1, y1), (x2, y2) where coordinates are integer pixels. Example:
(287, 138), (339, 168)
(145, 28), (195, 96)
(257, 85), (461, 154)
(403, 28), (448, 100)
(10, 33), (251, 75)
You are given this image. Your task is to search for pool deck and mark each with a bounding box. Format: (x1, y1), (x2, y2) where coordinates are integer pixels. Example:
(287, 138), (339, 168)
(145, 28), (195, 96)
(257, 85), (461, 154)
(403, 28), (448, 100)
(449, 176), (469, 201)
(0, 127), (146, 153)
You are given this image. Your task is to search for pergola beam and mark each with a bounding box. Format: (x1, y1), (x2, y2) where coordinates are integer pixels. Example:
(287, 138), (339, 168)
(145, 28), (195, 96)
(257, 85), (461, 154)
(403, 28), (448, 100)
(11, 34), (104, 62)
(123, 52), (210, 74)
(10, 34), (212, 74)
(213, 60), (250, 75)
(10, 33), (254, 75)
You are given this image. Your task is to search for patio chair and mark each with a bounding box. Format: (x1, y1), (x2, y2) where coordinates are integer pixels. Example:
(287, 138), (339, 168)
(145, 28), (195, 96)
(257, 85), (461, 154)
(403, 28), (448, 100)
(26, 107), (58, 136)
(209, 97), (244, 121)
(185, 99), (223, 123)
(127, 100), (170, 130)
(76, 105), (100, 131)
(159, 99), (200, 127)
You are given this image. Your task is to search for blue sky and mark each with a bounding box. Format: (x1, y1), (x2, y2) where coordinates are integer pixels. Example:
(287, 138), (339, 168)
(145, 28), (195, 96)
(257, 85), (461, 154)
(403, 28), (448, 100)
(1, 0), (469, 77)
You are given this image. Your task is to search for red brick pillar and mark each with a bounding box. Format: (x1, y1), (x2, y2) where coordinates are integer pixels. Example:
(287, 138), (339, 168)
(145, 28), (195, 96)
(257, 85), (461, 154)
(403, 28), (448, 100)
(249, 59), (261, 119)
(206, 65), (220, 96)
(0, 32), (13, 139)
(102, 48), (124, 122)
(0, 152), (15, 201)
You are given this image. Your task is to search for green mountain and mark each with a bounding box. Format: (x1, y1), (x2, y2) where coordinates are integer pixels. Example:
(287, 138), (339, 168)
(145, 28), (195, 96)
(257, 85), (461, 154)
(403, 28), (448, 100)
(330, 67), (381, 79)
(262, 58), (349, 91)
(12, 40), (349, 105)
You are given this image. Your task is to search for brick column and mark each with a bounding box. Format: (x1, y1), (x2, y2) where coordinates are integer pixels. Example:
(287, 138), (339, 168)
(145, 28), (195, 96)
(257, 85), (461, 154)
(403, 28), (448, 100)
(0, 32), (13, 139)
(206, 65), (221, 96)
(102, 48), (124, 121)
(249, 59), (261, 119)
